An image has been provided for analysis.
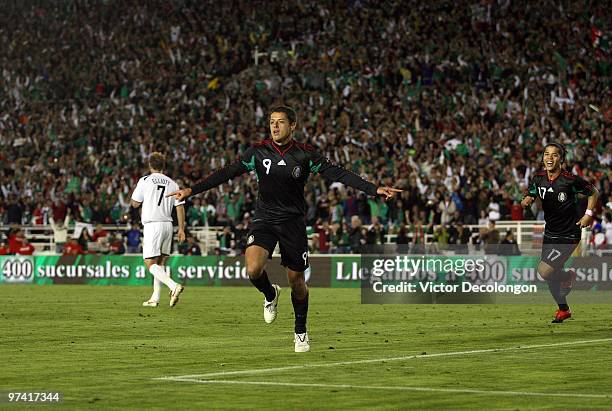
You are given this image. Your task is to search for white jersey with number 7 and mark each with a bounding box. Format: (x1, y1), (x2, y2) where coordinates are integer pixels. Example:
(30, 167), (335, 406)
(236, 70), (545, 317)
(131, 173), (185, 224)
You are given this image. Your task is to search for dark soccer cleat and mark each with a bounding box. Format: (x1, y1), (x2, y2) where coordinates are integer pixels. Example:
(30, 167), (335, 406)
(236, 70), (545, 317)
(560, 270), (577, 289)
(551, 309), (572, 323)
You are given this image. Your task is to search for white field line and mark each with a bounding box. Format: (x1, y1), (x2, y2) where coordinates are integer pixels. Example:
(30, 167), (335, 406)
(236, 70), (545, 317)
(156, 337), (612, 381)
(160, 379), (610, 399)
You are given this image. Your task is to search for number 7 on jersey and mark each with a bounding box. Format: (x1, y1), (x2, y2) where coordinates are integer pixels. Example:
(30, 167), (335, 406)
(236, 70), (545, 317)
(156, 185), (165, 206)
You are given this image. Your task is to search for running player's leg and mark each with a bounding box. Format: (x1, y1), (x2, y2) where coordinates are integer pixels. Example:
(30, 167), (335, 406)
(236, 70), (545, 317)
(147, 268), (163, 305)
(142, 255), (163, 306)
(539, 238), (578, 322)
(246, 245), (281, 322)
(144, 256), (177, 291)
(279, 219), (310, 351)
(245, 223), (280, 322)
(286, 268), (308, 334)
(143, 223), (178, 292)
(538, 260), (563, 304)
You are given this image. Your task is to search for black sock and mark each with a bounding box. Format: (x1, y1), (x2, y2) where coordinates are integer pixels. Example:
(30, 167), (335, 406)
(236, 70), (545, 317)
(250, 270), (276, 302)
(555, 269), (574, 303)
(547, 280), (564, 306)
(292, 291), (309, 334)
(558, 304), (569, 311)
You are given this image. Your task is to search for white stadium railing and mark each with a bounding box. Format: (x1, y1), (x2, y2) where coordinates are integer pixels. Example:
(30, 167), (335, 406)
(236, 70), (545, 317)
(3, 220), (606, 257)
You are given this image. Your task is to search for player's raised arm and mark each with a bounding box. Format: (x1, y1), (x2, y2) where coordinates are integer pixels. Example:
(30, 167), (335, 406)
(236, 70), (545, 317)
(309, 150), (402, 199)
(167, 147), (255, 201)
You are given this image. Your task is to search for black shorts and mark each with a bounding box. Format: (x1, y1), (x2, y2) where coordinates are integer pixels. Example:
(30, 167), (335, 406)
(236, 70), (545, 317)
(540, 236), (579, 271)
(245, 218), (309, 272)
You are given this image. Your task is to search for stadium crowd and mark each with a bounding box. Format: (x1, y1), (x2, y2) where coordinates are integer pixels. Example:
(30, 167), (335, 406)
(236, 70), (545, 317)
(0, 0), (610, 254)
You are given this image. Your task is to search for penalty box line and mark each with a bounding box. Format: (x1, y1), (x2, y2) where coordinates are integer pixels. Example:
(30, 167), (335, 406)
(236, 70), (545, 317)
(156, 337), (612, 381)
(159, 379), (610, 399)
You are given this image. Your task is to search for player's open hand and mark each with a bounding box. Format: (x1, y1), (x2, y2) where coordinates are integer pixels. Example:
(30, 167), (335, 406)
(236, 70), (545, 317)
(166, 187), (192, 201)
(177, 229), (186, 244)
(377, 187), (403, 200)
(576, 214), (593, 229)
(520, 196), (534, 209)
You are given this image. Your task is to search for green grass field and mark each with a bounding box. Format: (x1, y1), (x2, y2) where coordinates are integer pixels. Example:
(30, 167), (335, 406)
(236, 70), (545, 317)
(1, 285), (611, 410)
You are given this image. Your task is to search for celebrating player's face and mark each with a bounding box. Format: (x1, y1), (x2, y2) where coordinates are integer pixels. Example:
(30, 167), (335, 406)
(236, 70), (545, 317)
(270, 112), (294, 145)
(543, 146), (562, 172)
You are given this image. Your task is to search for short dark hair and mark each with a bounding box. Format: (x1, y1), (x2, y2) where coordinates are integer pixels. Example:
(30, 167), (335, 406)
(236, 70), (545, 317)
(269, 105), (297, 125)
(149, 152), (166, 171)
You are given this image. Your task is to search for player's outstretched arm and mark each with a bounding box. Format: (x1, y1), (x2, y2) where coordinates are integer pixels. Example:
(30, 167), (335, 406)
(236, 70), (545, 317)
(312, 151), (401, 198)
(167, 150), (254, 201)
(376, 187), (403, 200)
(167, 188), (192, 202)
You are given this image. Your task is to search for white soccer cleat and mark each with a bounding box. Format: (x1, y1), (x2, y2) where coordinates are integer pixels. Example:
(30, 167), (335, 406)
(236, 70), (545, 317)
(142, 300), (159, 307)
(263, 284), (281, 324)
(294, 332), (310, 352)
(169, 284), (184, 307)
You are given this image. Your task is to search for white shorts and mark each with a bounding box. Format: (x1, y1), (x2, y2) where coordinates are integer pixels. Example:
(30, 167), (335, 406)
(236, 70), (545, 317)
(142, 222), (174, 259)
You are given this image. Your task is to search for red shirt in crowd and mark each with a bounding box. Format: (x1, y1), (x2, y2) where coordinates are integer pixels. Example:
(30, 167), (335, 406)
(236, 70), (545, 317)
(52, 201), (67, 222)
(8, 235), (24, 254)
(92, 229), (109, 241)
(511, 204), (523, 221)
(63, 241), (84, 255)
(32, 207), (44, 225)
(17, 243), (35, 255)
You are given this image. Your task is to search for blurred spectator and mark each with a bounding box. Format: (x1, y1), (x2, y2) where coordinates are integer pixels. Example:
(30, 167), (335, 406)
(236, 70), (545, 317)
(316, 221), (331, 253)
(410, 218), (427, 254)
(187, 198), (207, 227)
(181, 235), (202, 256)
(217, 226), (234, 254)
(510, 202), (523, 221)
(457, 222), (472, 254)
(349, 215), (365, 253)
(6, 196), (23, 225)
(50, 212), (70, 254)
(124, 223), (143, 254)
(431, 225), (449, 252)
(63, 239), (84, 255)
(0, 239), (8, 255)
(483, 220), (501, 254)
(108, 235), (126, 255)
(439, 194), (456, 226)
(500, 231), (521, 256)
(366, 216), (386, 245)
(17, 237), (35, 255)
(92, 223), (109, 242)
(447, 223), (460, 246)
(8, 228), (25, 254)
(396, 223), (410, 245)
(77, 228), (92, 253)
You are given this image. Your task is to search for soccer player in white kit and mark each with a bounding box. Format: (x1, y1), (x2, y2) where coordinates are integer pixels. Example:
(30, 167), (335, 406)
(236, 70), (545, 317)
(130, 152), (186, 307)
